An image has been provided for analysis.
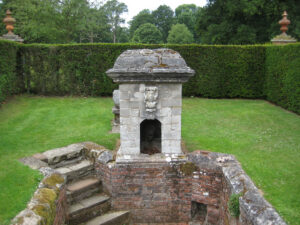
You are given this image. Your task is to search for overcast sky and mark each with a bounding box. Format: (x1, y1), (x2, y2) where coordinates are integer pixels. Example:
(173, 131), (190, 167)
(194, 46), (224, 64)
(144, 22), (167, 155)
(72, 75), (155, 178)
(112, 0), (207, 26)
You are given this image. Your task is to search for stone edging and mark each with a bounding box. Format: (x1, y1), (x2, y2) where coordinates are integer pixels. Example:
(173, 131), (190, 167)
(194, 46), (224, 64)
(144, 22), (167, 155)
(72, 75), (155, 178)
(11, 167), (66, 225)
(188, 151), (287, 225)
(12, 142), (113, 225)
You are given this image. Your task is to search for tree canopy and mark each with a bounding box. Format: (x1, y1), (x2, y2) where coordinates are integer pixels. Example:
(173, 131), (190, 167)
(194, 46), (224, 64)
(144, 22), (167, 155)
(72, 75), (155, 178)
(129, 9), (154, 39)
(132, 23), (163, 44)
(196, 0), (300, 44)
(167, 23), (194, 44)
(0, 0), (299, 44)
(152, 5), (175, 42)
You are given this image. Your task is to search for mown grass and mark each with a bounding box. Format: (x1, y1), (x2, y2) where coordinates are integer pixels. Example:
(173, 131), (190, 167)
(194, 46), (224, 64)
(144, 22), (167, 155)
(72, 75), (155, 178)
(182, 98), (300, 225)
(0, 96), (299, 224)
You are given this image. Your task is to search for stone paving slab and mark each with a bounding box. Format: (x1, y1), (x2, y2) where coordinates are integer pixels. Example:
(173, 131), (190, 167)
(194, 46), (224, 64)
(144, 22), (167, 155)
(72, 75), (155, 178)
(69, 194), (110, 214)
(85, 211), (129, 225)
(43, 143), (85, 165)
(67, 177), (101, 192)
(19, 156), (48, 170)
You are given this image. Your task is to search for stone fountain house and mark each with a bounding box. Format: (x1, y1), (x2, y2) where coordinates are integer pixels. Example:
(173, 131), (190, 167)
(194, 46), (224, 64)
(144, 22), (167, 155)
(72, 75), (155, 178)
(106, 48), (194, 163)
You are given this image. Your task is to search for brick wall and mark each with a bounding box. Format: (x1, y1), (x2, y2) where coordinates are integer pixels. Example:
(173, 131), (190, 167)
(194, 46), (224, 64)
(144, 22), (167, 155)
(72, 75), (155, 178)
(96, 161), (223, 224)
(53, 187), (68, 225)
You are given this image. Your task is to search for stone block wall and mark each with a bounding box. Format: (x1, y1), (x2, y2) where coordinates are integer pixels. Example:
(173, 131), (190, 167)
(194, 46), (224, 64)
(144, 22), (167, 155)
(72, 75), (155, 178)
(119, 83), (182, 156)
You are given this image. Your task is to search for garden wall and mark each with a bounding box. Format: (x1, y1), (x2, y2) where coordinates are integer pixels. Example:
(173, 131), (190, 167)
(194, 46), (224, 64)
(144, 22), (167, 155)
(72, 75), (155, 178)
(0, 40), (299, 114)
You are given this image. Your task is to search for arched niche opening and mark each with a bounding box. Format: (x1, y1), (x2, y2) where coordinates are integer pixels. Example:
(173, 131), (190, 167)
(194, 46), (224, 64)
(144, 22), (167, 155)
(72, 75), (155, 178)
(140, 119), (161, 155)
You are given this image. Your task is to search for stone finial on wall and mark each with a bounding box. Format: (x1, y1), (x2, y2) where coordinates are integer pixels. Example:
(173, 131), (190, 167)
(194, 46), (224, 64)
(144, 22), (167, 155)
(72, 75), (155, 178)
(0, 9), (24, 42)
(271, 11), (297, 45)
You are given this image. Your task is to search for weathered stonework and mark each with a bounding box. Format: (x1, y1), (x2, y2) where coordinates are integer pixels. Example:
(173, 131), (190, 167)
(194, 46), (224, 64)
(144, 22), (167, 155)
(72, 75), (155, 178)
(106, 49), (195, 163)
(96, 150), (287, 225)
(112, 89), (120, 133)
(14, 142), (286, 225)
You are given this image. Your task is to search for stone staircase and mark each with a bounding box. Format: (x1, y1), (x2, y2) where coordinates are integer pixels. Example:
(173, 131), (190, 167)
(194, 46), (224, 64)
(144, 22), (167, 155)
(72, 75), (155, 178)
(42, 143), (130, 225)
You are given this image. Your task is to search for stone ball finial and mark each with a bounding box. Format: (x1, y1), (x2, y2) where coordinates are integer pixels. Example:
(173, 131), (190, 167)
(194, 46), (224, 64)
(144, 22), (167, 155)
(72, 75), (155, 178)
(279, 11), (290, 34)
(3, 9), (16, 35)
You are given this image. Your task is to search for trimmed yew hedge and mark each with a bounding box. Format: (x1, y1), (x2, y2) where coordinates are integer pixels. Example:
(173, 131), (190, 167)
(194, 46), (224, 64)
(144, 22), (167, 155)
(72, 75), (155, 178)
(0, 40), (22, 103)
(265, 44), (300, 114)
(19, 43), (266, 98)
(0, 40), (299, 114)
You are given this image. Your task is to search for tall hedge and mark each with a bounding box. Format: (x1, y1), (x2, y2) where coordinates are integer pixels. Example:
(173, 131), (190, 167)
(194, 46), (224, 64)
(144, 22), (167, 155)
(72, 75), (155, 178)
(265, 44), (300, 114)
(20, 44), (160, 96)
(0, 40), (22, 103)
(19, 44), (266, 98)
(0, 41), (299, 114)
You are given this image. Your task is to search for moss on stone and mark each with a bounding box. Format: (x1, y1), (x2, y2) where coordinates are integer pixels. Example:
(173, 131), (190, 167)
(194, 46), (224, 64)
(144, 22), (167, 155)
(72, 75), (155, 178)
(32, 204), (52, 225)
(16, 216), (24, 224)
(32, 188), (57, 225)
(179, 162), (197, 176)
(42, 173), (64, 191)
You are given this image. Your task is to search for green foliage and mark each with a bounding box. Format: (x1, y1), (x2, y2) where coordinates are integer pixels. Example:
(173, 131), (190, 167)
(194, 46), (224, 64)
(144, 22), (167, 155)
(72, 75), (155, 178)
(228, 193), (242, 217)
(175, 4), (199, 41)
(129, 9), (154, 39)
(0, 41), (300, 114)
(196, 0), (300, 44)
(265, 44), (300, 114)
(152, 5), (175, 43)
(173, 45), (266, 99)
(132, 23), (163, 44)
(103, 0), (128, 43)
(0, 40), (23, 103)
(167, 24), (194, 44)
(2, 0), (125, 44)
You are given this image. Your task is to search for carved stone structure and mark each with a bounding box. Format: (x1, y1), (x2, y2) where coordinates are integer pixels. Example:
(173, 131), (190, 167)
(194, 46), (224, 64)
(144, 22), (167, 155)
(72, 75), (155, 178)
(0, 10), (23, 43)
(106, 48), (194, 163)
(271, 11), (297, 45)
(111, 89), (120, 133)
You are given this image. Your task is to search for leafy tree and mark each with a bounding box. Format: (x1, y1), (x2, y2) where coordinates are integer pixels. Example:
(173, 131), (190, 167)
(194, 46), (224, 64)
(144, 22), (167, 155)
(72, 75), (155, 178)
(152, 5), (175, 43)
(102, 0), (128, 43)
(167, 23), (194, 44)
(175, 4), (198, 36)
(196, 0), (300, 44)
(129, 9), (154, 38)
(78, 6), (111, 43)
(132, 23), (163, 44)
(5, 0), (65, 43)
(116, 26), (129, 43)
(60, 0), (90, 43)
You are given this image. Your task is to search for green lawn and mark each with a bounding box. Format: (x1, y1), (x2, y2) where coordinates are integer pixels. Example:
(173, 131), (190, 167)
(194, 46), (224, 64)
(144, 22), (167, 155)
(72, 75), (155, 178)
(0, 96), (299, 224)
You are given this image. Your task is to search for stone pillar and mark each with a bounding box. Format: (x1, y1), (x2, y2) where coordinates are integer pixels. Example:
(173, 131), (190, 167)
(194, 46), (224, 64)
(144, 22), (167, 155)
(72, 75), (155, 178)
(271, 11), (297, 45)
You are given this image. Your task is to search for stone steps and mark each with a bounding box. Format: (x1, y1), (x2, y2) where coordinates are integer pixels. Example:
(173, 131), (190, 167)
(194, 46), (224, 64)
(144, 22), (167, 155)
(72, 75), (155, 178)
(68, 194), (111, 225)
(84, 211), (130, 225)
(55, 159), (94, 182)
(67, 177), (102, 204)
